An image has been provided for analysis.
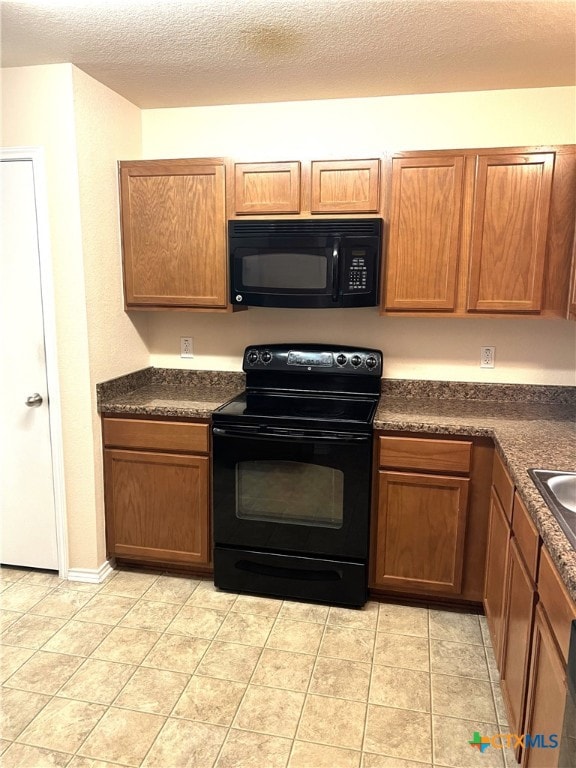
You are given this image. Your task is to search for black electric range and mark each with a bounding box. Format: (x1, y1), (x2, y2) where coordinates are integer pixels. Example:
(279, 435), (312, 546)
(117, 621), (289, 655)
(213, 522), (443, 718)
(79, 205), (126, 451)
(211, 344), (382, 606)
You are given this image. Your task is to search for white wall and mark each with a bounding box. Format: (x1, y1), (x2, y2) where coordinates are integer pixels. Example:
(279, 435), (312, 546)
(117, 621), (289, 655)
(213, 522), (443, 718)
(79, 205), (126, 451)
(142, 86), (576, 384)
(72, 67), (148, 565)
(1, 64), (147, 569)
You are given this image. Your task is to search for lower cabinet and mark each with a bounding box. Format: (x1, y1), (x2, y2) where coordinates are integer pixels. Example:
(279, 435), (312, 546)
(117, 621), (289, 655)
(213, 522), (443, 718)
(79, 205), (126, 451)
(374, 470), (468, 593)
(522, 604), (567, 768)
(102, 417), (211, 569)
(483, 464), (576, 768)
(483, 486), (511, 663)
(371, 434), (492, 601)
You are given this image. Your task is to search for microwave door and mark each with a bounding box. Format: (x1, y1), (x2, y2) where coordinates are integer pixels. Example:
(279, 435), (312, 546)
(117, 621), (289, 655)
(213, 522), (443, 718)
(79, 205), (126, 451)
(231, 241), (338, 307)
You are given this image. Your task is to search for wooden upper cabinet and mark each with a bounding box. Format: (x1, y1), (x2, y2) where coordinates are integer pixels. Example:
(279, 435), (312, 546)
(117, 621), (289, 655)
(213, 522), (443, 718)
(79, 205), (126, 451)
(119, 159), (228, 309)
(467, 152), (554, 313)
(234, 162), (301, 214)
(310, 159), (380, 214)
(384, 155), (465, 311)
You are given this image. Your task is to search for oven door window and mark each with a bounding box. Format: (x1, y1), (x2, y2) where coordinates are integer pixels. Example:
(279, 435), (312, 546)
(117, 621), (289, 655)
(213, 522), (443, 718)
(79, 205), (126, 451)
(236, 459), (343, 528)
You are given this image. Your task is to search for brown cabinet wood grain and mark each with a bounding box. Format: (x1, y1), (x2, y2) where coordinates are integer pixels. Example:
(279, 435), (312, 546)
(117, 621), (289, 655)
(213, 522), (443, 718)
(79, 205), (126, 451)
(384, 154), (465, 311)
(467, 152), (554, 313)
(119, 158), (228, 309)
(373, 470), (469, 594)
(103, 417), (211, 570)
(500, 537), (537, 741)
(381, 145), (575, 318)
(378, 435), (471, 474)
(483, 487), (511, 665)
(522, 604), (567, 768)
(233, 162), (301, 214)
(310, 159), (380, 214)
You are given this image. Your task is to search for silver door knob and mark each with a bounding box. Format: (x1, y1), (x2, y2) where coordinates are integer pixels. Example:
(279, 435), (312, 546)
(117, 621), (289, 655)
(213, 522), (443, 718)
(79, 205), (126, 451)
(25, 393), (43, 407)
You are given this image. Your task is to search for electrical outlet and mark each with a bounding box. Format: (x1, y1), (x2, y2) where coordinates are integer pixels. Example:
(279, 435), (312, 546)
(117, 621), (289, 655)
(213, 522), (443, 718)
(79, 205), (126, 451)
(180, 337), (193, 358)
(480, 346), (495, 369)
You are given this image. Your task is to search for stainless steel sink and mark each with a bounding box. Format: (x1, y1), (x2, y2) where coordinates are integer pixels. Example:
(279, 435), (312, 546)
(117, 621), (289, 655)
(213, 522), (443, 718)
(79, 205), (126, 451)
(529, 469), (576, 549)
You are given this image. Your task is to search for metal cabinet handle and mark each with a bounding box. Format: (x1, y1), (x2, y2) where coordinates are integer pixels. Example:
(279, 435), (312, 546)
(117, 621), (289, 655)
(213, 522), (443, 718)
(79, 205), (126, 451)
(25, 393), (43, 408)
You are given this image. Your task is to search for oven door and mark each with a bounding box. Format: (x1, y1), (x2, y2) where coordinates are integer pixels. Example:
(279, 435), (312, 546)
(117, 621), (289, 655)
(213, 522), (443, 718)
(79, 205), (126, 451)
(212, 425), (371, 560)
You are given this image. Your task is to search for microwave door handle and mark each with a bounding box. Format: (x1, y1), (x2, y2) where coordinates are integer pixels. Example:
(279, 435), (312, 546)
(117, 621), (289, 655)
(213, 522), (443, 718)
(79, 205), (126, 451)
(331, 236), (341, 302)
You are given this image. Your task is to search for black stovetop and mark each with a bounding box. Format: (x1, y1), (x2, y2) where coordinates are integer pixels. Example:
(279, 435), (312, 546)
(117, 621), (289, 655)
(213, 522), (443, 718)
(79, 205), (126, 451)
(212, 390), (378, 432)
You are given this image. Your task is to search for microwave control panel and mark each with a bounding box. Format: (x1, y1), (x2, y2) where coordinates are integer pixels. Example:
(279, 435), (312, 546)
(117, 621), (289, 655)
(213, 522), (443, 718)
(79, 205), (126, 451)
(345, 250), (369, 291)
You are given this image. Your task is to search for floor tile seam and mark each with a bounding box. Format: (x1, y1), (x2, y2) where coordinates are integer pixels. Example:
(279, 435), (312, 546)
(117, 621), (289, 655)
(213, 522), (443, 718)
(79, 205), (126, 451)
(285, 618), (330, 760)
(137, 710), (231, 768)
(7, 741), (75, 763)
(0, 687), (56, 743)
(0, 649), (36, 686)
(137, 629), (212, 674)
(428, 669), (491, 683)
(14, 697), (110, 760)
(73, 705), (168, 766)
(355, 608), (378, 755)
(19, 614), (99, 656)
(375, 628), (430, 640)
(107, 659), (181, 712)
(428, 608), (436, 767)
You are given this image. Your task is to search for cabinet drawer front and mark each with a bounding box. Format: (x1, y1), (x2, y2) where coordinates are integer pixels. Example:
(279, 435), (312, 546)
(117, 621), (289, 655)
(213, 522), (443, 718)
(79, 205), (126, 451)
(103, 418), (209, 453)
(492, 451), (515, 521)
(537, 546), (576, 663)
(379, 436), (471, 473)
(512, 492), (540, 580)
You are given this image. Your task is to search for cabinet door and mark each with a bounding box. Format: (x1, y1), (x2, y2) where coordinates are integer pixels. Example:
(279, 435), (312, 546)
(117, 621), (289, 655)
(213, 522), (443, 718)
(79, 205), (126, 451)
(500, 538), (536, 740)
(310, 159), (380, 213)
(104, 448), (210, 566)
(522, 604), (567, 768)
(234, 162), (301, 214)
(373, 470), (469, 594)
(483, 488), (511, 665)
(120, 159), (227, 308)
(384, 155), (464, 311)
(467, 153), (554, 313)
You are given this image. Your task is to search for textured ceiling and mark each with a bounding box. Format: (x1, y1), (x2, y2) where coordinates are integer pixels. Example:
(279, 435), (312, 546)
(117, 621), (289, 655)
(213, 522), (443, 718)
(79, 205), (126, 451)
(1, 0), (575, 108)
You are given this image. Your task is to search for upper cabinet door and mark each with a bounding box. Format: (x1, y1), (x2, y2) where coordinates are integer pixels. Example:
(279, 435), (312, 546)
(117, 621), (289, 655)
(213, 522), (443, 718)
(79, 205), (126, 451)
(234, 162), (301, 214)
(310, 159), (380, 213)
(384, 155), (465, 311)
(467, 153), (554, 313)
(120, 159), (228, 309)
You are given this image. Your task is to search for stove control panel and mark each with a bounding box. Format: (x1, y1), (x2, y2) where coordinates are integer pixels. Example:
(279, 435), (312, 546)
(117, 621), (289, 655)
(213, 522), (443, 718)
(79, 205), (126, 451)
(243, 345), (382, 376)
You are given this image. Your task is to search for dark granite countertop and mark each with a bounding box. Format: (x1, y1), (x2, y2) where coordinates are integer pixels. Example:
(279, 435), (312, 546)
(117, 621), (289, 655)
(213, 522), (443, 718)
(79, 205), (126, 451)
(374, 394), (576, 602)
(97, 367), (244, 419)
(97, 368), (575, 602)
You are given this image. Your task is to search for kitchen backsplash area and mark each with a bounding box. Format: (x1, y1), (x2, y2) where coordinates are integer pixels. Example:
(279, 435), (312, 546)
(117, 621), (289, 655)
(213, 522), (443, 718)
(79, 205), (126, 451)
(144, 308), (576, 386)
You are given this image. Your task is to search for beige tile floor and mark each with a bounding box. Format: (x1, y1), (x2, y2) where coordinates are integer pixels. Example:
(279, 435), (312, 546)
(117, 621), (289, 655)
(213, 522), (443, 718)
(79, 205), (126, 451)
(0, 566), (517, 768)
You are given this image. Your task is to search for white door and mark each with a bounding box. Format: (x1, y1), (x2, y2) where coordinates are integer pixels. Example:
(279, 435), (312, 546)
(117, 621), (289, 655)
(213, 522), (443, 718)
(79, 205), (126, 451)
(0, 158), (58, 569)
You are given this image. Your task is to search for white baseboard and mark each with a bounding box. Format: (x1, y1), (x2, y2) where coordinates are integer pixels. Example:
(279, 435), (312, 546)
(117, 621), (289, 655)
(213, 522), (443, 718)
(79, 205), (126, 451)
(67, 559), (115, 584)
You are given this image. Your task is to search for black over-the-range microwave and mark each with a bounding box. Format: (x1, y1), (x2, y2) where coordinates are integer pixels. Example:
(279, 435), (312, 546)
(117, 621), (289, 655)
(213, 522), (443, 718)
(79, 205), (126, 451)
(228, 218), (383, 308)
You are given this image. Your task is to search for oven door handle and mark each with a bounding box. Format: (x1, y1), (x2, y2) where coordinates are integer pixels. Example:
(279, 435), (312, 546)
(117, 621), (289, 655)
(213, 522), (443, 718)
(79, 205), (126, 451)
(212, 426), (370, 443)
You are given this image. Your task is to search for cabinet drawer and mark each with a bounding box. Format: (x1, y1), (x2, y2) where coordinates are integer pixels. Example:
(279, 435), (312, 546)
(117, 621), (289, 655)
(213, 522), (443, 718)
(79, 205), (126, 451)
(492, 451), (515, 521)
(512, 492), (540, 581)
(378, 436), (471, 474)
(102, 418), (209, 454)
(537, 546), (576, 663)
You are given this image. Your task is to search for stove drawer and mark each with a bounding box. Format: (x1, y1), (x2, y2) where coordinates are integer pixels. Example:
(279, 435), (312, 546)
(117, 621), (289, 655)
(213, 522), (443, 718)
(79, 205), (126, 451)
(103, 417), (209, 454)
(379, 435), (472, 474)
(214, 546), (368, 607)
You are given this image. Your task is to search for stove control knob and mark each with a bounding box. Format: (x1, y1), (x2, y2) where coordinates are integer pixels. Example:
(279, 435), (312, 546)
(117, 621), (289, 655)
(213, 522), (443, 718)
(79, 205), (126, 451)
(336, 354), (347, 366)
(366, 355), (378, 369)
(351, 355), (362, 367)
(246, 350), (259, 365)
(261, 351), (272, 364)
